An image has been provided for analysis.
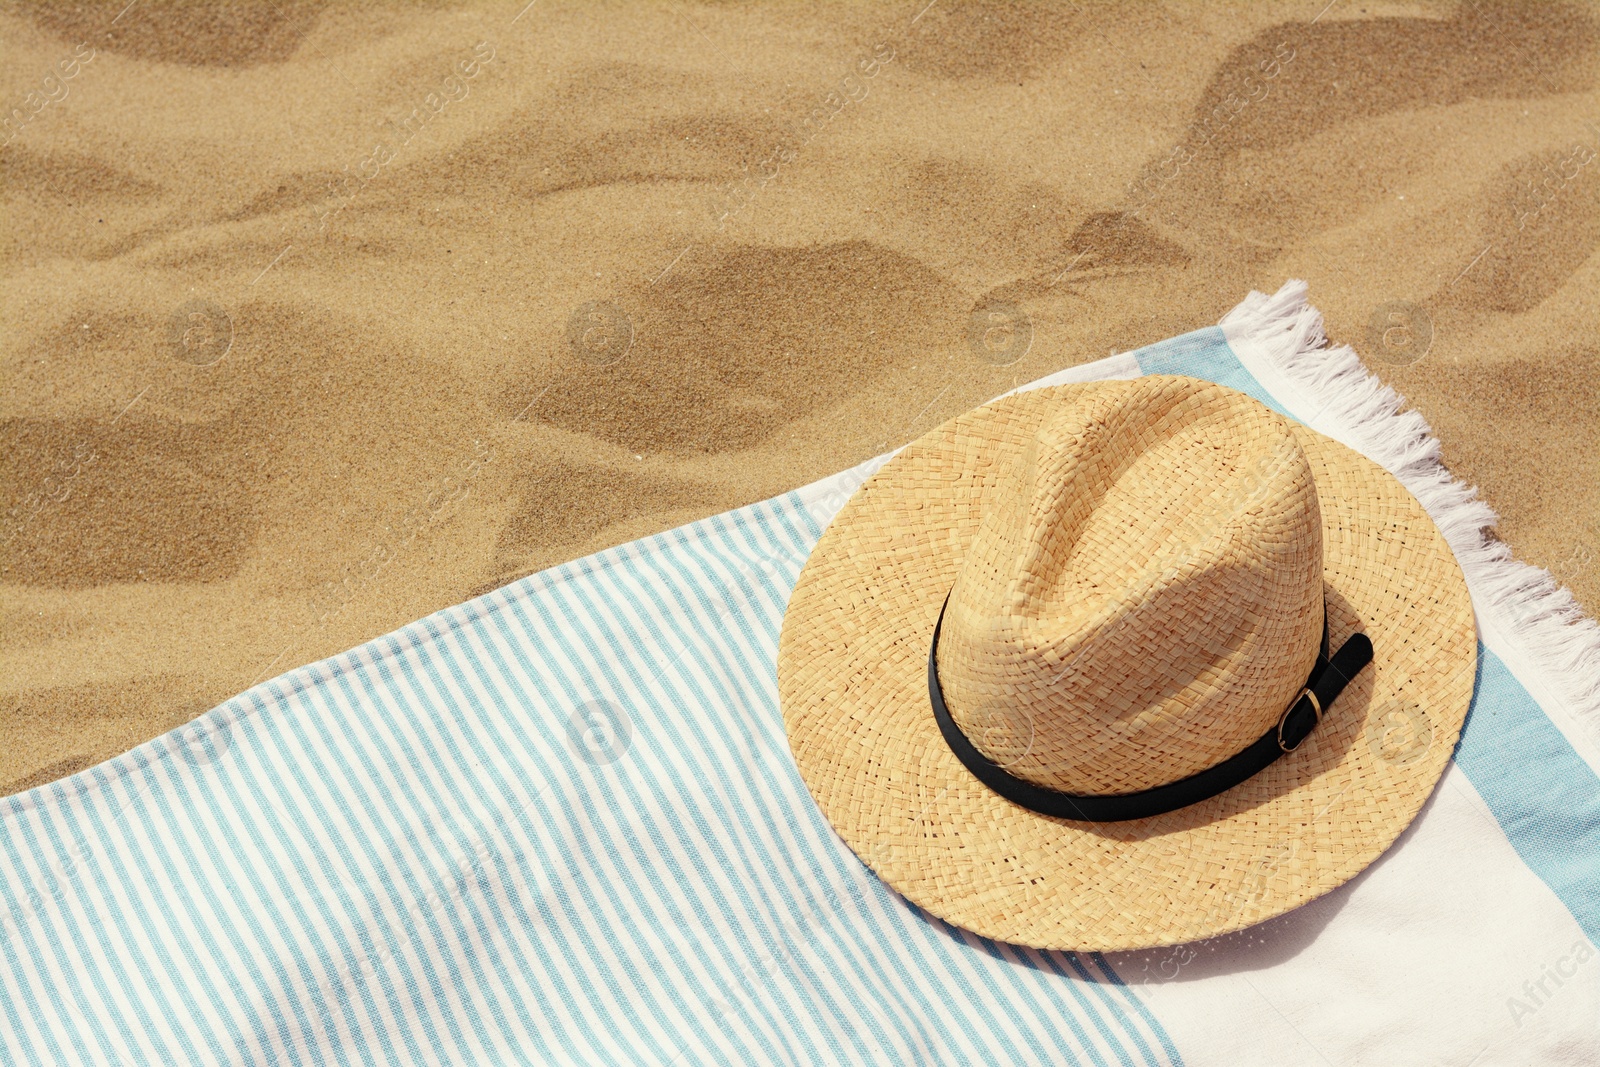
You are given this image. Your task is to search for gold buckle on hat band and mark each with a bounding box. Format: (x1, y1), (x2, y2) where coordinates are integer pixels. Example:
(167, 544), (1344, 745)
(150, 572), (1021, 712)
(1277, 687), (1323, 754)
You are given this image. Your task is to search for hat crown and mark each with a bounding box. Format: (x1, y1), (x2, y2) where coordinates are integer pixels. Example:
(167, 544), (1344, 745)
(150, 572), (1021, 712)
(937, 376), (1324, 795)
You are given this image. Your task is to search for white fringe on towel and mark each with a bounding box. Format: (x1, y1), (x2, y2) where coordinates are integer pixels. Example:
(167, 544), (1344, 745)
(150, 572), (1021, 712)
(1221, 279), (1600, 729)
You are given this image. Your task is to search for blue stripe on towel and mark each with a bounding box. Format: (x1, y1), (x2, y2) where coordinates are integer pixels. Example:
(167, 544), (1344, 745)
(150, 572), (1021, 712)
(1452, 651), (1600, 946)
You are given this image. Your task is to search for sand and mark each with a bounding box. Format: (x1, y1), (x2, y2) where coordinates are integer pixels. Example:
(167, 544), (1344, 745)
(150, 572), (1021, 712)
(2, 0), (1597, 795)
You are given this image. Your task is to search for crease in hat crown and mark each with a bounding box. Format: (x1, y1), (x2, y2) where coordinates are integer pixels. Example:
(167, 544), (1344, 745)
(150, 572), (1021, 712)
(934, 376), (1327, 796)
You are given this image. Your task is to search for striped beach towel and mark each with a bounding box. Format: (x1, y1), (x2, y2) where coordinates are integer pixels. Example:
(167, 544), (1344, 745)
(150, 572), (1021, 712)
(3, 282), (1596, 1066)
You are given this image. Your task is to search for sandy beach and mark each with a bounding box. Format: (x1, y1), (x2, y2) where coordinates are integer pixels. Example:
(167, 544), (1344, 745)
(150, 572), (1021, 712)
(2, 0), (1597, 794)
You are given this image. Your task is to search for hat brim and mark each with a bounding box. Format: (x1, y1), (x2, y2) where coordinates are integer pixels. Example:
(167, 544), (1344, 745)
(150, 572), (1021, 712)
(778, 381), (1476, 951)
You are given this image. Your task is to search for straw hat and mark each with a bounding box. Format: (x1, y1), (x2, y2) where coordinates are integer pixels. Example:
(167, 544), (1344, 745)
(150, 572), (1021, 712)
(778, 375), (1475, 951)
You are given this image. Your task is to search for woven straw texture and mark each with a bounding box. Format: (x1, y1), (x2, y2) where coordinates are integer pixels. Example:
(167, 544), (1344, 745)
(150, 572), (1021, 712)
(936, 377), (1326, 795)
(779, 376), (1476, 951)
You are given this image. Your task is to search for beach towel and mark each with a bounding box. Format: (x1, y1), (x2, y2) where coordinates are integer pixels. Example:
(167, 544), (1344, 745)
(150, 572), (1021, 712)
(3, 281), (1596, 1067)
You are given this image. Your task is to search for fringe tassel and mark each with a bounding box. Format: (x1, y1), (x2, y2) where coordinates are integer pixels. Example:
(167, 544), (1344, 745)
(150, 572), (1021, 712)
(1222, 280), (1600, 729)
